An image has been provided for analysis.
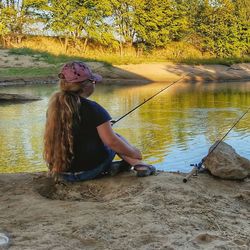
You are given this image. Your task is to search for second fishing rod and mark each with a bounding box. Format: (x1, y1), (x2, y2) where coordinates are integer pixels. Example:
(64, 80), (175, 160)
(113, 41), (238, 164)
(183, 106), (250, 183)
(110, 75), (250, 183)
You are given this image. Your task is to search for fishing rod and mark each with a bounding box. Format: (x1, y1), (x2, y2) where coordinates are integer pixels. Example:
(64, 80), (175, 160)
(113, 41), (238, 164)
(183, 106), (250, 183)
(111, 73), (191, 125)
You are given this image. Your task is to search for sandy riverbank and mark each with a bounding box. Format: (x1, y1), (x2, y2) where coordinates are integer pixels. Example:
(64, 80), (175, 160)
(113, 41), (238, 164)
(0, 171), (249, 250)
(1, 62), (250, 86)
(1, 50), (250, 249)
(0, 49), (250, 86)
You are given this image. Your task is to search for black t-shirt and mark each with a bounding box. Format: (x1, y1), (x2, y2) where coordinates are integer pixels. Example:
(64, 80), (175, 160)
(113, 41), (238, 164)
(67, 98), (112, 172)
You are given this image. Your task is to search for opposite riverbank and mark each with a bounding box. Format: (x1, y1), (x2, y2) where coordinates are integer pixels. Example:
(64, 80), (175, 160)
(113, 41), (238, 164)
(1, 62), (250, 86)
(1, 49), (250, 86)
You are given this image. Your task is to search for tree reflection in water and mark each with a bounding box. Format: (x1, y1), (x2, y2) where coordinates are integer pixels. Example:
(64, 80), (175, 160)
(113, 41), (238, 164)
(1, 81), (250, 173)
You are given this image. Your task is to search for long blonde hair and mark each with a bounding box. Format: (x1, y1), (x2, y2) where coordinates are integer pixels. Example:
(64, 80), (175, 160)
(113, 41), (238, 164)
(43, 80), (84, 173)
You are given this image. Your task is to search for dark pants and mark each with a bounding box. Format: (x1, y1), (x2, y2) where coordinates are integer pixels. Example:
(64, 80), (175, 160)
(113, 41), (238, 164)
(61, 149), (116, 182)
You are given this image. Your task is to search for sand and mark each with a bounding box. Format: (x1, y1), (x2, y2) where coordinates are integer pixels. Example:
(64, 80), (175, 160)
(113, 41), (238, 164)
(0, 50), (50, 68)
(0, 49), (250, 249)
(0, 171), (249, 250)
(0, 49), (250, 85)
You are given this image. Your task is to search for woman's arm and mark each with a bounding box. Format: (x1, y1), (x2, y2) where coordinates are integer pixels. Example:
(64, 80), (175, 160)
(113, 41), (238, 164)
(97, 121), (142, 160)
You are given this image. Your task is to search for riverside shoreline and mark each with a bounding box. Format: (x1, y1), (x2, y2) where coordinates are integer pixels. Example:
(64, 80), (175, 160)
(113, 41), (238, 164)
(1, 52), (250, 249)
(1, 62), (250, 86)
(0, 171), (249, 249)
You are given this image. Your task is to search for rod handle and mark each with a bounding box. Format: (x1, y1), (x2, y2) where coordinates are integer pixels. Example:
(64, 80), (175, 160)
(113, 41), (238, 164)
(183, 167), (197, 183)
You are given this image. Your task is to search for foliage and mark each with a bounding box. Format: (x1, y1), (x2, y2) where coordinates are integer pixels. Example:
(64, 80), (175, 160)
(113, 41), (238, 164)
(0, 0), (47, 42)
(109, 0), (136, 45)
(192, 0), (249, 57)
(44, 0), (116, 51)
(133, 0), (190, 49)
(0, 0), (249, 58)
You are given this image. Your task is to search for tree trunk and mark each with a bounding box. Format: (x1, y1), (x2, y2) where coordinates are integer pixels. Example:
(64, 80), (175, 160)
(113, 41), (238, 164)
(136, 47), (143, 57)
(3, 36), (11, 48)
(58, 37), (64, 48)
(16, 34), (23, 44)
(0, 35), (3, 48)
(119, 41), (124, 57)
(83, 37), (88, 53)
(64, 37), (68, 53)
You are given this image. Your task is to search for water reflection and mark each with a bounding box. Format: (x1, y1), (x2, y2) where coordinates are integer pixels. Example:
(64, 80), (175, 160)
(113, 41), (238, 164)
(1, 81), (250, 173)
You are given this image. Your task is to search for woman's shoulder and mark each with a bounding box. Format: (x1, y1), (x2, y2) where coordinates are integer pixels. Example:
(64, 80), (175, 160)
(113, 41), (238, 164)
(80, 97), (111, 122)
(81, 98), (101, 108)
(80, 98), (107, 113)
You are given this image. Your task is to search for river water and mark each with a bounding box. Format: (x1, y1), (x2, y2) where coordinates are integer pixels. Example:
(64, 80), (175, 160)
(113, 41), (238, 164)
(1, 81), (250, 173)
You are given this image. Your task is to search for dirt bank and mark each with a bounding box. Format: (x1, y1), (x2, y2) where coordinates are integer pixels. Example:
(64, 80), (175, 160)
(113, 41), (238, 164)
(0, 49), (250, 86)
(0, 171), (249, 250)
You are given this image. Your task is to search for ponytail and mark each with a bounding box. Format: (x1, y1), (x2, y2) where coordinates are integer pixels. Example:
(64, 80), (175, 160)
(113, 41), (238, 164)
(43, 81), (82, 173)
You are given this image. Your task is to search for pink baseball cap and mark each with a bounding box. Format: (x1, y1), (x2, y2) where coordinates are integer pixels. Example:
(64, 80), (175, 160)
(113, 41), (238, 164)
(58, 61), (102, 83)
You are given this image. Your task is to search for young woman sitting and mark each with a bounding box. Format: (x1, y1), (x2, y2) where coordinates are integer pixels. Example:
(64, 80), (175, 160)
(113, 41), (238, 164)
(43, 61), (156, 182)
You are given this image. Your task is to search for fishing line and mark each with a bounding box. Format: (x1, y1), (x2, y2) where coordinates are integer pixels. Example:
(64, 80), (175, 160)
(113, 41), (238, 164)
(111, 73), (191, 125)
(183, 106), (250, 183)
(107, 72), (250, 180)
(204, 106), (250, 159)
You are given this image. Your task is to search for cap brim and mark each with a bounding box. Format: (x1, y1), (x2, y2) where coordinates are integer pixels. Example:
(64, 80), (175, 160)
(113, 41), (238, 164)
(90, 73), (102, 82)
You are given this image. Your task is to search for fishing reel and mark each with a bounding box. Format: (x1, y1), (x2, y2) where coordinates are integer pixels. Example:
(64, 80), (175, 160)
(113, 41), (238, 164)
(183, 161), (205, 183)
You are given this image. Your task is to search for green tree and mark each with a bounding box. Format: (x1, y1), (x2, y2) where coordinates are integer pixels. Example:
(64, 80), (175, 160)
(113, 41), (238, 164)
(193, 0), (244, 57)
(134, 0), (172, 48)
(0, 0), (46, 46)
(169, 0), (190, 41)
(233, 0), (250, 54)
(46, 0), (114, 52)
(109, 0), (138, 55)
(133, 0), (189, 49)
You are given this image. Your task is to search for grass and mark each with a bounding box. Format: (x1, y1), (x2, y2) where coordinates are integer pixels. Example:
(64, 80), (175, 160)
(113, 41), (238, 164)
(3, 47), (113, 78)
(1, 40), (249, 79)
(8, 47), (250, 67)
(8, 47), (112, 66)
(8, 47), (168, 65)
(0, 67), (58, 78)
